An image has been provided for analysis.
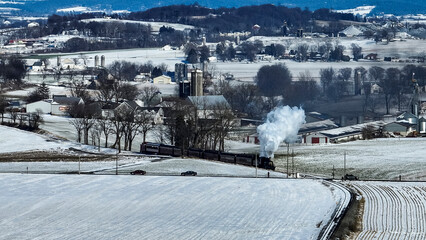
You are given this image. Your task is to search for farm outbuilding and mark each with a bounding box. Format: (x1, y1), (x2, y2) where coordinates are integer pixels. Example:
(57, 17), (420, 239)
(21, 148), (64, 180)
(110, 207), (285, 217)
(26, 100), (52, 114)
(384, 121), (416, 136)
(320, 121), (386, 143)
(153, 75), (172, 84)
(245, 133), (260, 144)
(51, 96), (83, 116)
(303, 133), (329, 144)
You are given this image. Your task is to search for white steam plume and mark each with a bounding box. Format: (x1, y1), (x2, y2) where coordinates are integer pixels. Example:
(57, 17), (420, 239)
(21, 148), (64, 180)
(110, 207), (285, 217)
(257, 106), (305, 158)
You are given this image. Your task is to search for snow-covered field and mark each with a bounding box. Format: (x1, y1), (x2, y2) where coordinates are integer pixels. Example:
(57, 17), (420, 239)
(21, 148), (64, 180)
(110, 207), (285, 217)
(233, 138), (426, 181)
(3, 118), (426, 181)
(0, 174), (344, 239)
(0, 125), (67, 153)
(213, 58), (405, 82)
(0, 124), (283, 178)
(351, 182), (426, 239)
(40, 114), (151, 151)
(0, 125), (348, 239)
(81, 18), (195, 32)
(30, 37), (424, 85)
(45, 48), (186, 72)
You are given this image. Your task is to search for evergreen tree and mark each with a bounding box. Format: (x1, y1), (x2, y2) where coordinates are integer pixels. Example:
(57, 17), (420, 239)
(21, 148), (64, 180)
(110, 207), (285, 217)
(186, 48), (199, 64)
(38, 82), (50, 99)
(27, 82), (50, 103)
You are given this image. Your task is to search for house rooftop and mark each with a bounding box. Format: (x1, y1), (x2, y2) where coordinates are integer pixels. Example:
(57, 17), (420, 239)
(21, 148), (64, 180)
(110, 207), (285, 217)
(52, 96), (82, 105)
(101, 102), (120, 110)
(187, 95), (230, 110)
(320, 121), (386, 139)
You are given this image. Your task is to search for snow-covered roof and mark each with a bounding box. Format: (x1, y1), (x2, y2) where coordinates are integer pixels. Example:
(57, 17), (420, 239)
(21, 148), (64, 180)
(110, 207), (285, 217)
(320, 121), (386, 139)
(390, 120), (416, 127)
(333, 6), (375, 17)
(340, 25), (363, 37)
(299, 119), (338, 134)
(28, 22), (39, 28)
(56, 6), (90, 13)
(397, 112), (417, 120)
(187, 95), (230, 110)
(52, 96), (82, 105)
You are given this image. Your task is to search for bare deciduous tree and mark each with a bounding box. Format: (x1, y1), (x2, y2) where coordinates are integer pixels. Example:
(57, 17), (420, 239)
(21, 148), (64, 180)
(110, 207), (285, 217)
(69, 103), (99, 144)
(97, 117), (114, 147)
(140, 85), (161, 107)
(70, 80), (92, 103)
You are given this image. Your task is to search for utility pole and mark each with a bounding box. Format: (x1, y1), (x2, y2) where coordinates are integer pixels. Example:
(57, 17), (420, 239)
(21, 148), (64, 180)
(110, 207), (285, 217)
(343, 151), (346, 179)
(286, 143), (289, 178)
(116, 150), (118, 175)
(255, 154), (258, 178)
(78, 156), (81, 175)
(291, 150), (294, 178)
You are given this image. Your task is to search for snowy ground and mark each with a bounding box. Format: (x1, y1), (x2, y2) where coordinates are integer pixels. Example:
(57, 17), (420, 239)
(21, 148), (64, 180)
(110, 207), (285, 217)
(0, 124), (68, 154)
(213, 58), (406, 82)
(25, 37), (424, 86)
(0, 125), (347, 239)
(230, 138), (426, 181)
(351, 181), (426, 239)
(0, 124), (283, 178)
(3, 117), (426, 181)
(44, 48), (186, 72)
(0, 174), (344, 239)
(39, 114), (151, 151)
(81, 18), (196, 33)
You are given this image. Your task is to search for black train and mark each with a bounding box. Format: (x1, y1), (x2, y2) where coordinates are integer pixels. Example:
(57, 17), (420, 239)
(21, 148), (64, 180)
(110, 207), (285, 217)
(140, 142), (276, 170)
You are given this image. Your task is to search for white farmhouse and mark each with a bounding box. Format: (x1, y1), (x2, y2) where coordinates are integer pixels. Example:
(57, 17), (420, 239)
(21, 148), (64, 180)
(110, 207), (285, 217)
(51, 96), (84, 116)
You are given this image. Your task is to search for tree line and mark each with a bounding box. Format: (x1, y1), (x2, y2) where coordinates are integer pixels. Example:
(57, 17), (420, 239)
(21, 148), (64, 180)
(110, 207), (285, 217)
(128, 4), (356, 35)
(211, 63), (426, 120)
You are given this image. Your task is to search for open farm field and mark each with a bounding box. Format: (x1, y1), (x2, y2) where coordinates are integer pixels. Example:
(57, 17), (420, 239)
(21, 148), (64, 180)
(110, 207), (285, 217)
(231, 138), (426, 181)
(351, 182), (426, 240)
(0, 174), (345, 239)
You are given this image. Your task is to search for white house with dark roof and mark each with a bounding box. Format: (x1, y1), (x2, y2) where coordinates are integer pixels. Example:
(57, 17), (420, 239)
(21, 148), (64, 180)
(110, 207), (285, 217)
(25, 96), (83, 116)
(51, 96), (84, 115)
(187, 95), (231, 119)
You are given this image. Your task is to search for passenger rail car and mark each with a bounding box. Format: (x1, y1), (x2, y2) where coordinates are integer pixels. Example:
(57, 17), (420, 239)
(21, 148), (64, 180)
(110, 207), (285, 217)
(140, 142), (275, 170)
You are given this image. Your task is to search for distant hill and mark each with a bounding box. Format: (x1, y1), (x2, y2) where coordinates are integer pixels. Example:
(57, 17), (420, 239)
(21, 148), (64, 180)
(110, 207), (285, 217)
(1, 0), (425, 16)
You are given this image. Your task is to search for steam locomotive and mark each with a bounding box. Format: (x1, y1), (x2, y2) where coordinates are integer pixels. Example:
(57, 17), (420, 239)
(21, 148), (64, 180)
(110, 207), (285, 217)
(140, 142), (275, 170)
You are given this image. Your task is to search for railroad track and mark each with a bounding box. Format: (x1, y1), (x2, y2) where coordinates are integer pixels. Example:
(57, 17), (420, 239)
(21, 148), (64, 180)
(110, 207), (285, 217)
(317, 179), (353, 240)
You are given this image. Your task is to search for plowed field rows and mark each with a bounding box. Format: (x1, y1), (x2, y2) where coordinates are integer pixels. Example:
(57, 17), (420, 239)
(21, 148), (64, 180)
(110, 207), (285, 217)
(352, 182), (426, 240)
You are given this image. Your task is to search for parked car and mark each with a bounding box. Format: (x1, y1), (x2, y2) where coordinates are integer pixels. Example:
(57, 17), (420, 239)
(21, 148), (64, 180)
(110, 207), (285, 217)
(343, 174), (358, 180)
(130, 170), (146, 175)
(181, 171), (197, 176)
